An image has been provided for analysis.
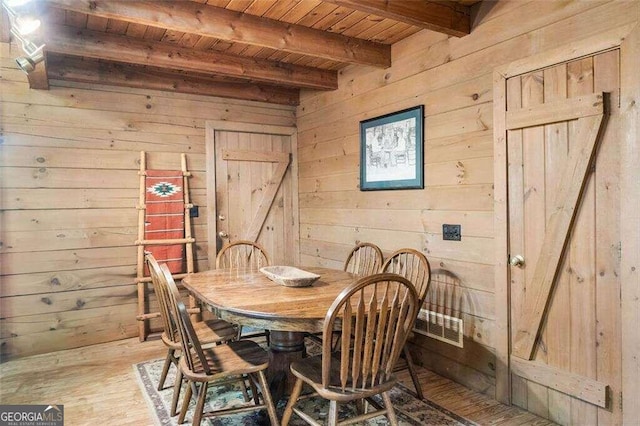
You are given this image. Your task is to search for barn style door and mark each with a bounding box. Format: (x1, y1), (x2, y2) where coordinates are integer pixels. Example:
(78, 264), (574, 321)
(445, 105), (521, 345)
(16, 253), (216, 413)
(206, 122), (298, 267)
(506, 51), (622, 425)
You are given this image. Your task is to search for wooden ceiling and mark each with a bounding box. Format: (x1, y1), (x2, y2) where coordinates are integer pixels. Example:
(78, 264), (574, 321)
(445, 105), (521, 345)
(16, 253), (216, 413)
(8, 0), (478, 105)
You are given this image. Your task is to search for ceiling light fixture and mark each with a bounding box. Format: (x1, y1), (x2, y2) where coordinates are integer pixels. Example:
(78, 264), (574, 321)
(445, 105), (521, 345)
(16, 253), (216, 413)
(2, 0), (40, 35)
(2, 0), (45, 73)
(10, 27), (43, 57)
(15, 55), (36, 72)
(13, 14), (40, 35)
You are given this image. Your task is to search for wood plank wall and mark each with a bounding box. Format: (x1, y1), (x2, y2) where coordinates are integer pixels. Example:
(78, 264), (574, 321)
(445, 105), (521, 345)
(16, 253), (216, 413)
(0, 41), (295, 360)
(296, 0), (638, 396)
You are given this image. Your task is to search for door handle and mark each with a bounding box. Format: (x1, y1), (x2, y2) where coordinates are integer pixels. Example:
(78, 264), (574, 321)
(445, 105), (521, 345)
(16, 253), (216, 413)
(510, 255), (525, 267)
(218, 231), (228, 238)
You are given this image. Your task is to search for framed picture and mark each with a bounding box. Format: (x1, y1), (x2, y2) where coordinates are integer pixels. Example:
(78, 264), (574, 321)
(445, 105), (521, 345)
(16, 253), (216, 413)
(359, 105), (424, 191)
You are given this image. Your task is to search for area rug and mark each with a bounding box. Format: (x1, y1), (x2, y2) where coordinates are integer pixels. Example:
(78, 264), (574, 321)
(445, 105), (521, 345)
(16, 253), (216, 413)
(134, 343), (476, 425)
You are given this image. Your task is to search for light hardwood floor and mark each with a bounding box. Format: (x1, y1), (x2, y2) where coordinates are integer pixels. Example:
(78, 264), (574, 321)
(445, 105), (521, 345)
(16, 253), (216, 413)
(0, 338), (554, 425)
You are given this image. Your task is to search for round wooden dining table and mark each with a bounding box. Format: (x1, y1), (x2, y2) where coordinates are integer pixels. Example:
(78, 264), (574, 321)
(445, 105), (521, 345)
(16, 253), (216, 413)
(181, 266), (357, 400)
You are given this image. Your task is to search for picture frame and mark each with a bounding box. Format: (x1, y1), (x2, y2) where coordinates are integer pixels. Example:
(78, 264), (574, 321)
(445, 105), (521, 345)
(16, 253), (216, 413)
(359, 105), (424, 191)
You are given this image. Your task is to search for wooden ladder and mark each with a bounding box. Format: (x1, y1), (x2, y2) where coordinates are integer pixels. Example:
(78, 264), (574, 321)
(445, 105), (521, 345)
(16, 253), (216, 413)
(135, 151), (196, 341)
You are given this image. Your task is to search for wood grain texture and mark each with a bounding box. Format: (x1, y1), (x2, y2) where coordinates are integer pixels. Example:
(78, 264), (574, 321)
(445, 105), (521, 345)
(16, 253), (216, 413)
(47, 0), (391, 67)
(619, 23), (640, 426)
(510, 357), (609, 408)
(298, 1), (639, 400)
(44, 24), (338, 90)
(183, 267), (357, 333)
(512, 112), (605, 360)
(0, 41), (295, 358)
(0, 337), (553, 426)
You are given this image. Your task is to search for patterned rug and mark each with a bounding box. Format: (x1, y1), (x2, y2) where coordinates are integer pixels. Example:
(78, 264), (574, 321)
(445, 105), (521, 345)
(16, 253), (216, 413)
(134, 342), (476, 425)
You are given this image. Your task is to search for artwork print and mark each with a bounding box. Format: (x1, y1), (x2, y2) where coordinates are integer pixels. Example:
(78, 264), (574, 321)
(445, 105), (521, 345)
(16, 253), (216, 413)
(360, 106), (424, 190)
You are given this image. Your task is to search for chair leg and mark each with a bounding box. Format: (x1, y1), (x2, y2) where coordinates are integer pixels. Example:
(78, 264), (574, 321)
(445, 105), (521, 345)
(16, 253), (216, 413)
(281, 378), (304, 426)
(239, 375), (250, 402)
(249, 375), (260, 405)
(256, 371), (279, 426)
(158, 348), (176, 390)
(236, 325), (244, 341)
(192, 382), (208, 426)
(403, 346), (424, 400)
(178, 380), (193, 424)
(327, 400), (339, 426)
(381, 391), (398, 426)
(171, 368), (184, 417)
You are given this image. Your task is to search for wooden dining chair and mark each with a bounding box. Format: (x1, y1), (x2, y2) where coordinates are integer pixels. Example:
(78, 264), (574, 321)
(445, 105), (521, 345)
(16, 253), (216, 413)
(145, 253), (240, 416)
(216, 240), (271, 341)
(216, 240), (270, 270)
(381, 248), (432, 400)
(282, 273), (419, 426)
(161, 262), (280, 426)
(343, 242), (384, 277)
(316, 242), (384, 347)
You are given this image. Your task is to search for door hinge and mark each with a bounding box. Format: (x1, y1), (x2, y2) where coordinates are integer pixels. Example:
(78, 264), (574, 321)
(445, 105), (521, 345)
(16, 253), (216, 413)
(619, 392), (623, 411)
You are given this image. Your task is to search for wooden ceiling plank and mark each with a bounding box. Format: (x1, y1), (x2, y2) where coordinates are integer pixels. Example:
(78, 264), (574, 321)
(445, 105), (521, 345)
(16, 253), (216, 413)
(243, 0), (277, 17)
(85, 15), (108, 32)
(267, 0), (310, 21)
(124, 22), (147, 39)
(312, 6), (353, 31)
(225, 0), (255, 13)
(105, 19), (128, 35)
(355, 18), (399, 42)
(64, 10), (87, 28)
(44, 24), (338, 90)
(296, 3), (340, 27)
(326, 10), (368, 34)
(143, 26), (167, 42)
(385, 24), (421, 45)
(46, 0), (391, 67)
(177, 32), (202, 49)
(322, 0), (471, 37)
(340, 13), (382, 38)
(46, 54), (300, 105)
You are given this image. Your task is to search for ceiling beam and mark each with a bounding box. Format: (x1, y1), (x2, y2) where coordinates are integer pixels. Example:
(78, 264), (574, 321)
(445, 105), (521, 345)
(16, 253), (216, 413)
(43, 25), (337, 90)
(1, 7), (10, 43)
(322, 0), (470, 37)
(46, 54), (299, 106)
(45, 0), (391, 68)
(26, 56), (50, 89)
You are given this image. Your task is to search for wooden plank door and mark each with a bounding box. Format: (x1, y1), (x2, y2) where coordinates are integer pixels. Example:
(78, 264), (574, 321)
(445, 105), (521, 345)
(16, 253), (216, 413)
(205, 122), (299, 267)
(506, 51), (622, 425)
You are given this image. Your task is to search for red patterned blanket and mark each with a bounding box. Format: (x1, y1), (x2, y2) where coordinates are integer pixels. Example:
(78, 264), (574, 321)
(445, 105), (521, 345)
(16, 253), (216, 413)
(145, 170), (185, 274)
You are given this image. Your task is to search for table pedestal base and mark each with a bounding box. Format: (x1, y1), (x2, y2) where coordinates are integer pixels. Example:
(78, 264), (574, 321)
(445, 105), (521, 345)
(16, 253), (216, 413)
(266, 330), (306, 402)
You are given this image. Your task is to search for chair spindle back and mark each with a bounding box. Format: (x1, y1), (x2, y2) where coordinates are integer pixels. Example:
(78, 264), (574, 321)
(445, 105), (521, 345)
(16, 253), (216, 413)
(160, 263), (212, 376)
(343, 242), (384, 277)
(146, 253), (180, 344)
(322, 273), (418, 390)
(381, 248), (432, 306)
(216, 240), (270, 270)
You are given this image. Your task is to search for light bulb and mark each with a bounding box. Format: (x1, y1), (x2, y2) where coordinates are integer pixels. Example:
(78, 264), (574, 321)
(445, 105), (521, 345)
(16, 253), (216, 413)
(14, 15), (40, 35)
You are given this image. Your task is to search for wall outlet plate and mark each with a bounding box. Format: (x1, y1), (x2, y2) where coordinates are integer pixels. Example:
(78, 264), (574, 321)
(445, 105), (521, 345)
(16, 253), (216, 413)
(443, 224), (461, 241)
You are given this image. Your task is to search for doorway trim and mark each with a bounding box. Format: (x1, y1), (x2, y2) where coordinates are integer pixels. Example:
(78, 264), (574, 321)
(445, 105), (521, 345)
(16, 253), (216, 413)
(205, 121), (300, 267)
(492, 23), (639, 424)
